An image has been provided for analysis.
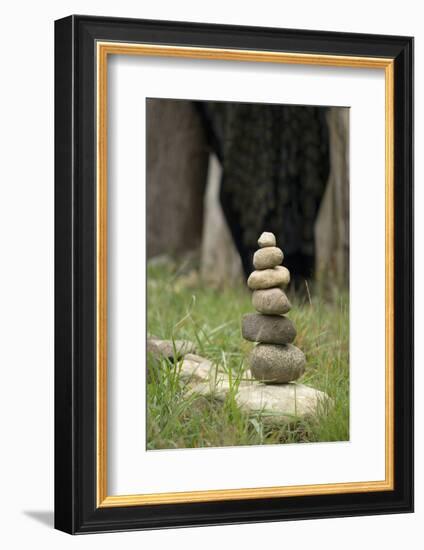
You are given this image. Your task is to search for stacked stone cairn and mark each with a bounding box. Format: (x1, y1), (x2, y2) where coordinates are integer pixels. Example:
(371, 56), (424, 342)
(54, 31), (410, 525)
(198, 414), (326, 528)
(242, 232), (306, 384)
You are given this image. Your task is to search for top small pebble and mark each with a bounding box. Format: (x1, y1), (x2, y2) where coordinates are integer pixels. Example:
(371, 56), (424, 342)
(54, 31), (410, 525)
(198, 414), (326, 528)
(258, 232), (276, 248)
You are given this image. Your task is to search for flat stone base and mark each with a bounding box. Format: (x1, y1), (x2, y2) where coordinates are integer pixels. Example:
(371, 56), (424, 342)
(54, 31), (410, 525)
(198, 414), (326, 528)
(179, 353), (331, 424)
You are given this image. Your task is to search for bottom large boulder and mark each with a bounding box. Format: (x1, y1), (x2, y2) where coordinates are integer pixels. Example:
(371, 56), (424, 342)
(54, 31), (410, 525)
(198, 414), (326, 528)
(178, 352), (332, 425)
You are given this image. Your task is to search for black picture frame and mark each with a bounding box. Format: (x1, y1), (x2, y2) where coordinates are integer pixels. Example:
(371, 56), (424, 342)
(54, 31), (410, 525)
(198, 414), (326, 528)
(55, 14), (414, 534)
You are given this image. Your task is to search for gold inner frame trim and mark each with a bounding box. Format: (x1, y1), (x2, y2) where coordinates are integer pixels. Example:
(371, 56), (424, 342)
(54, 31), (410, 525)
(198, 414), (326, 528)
(96, 42), (395, 508)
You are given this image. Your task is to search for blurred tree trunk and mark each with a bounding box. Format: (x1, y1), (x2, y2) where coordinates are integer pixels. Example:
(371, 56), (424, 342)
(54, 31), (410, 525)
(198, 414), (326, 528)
(200, 154), (243, 286)
(314, 107), (350, 288)
(146, 100), (349, 290)
(146, 99), (209, 258)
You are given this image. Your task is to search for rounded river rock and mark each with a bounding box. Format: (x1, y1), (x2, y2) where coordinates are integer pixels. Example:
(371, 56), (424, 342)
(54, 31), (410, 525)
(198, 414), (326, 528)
(258, 231), (276, 248)
(242, 313), (296, 344)
(253, 246), (284, 270)
(252, 288), (292, 315)
(247, 265), (290, 290)
(250, 343), (306, 384)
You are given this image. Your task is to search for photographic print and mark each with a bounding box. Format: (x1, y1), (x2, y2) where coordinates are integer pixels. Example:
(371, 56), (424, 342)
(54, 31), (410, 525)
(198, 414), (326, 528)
(146, 98), (350, 450)
(55, 16), (413, 532)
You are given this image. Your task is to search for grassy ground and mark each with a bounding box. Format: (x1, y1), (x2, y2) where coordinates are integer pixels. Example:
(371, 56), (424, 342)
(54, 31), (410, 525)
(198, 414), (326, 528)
(147, 260), (349, 450)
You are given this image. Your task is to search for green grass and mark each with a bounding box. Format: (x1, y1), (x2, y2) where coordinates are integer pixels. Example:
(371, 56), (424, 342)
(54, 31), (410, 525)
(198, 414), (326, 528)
(147, 261), (349, 450)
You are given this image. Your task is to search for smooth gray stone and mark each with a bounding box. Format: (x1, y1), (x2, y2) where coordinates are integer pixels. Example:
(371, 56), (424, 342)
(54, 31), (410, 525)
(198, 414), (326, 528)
(253, 247), (284, 270)
(252, 288), (292, 315)
(242, 313), (296, 344)
(258, 231), (276, 248)
(247, 265), (290, 290)
(250, 343), (306, 384)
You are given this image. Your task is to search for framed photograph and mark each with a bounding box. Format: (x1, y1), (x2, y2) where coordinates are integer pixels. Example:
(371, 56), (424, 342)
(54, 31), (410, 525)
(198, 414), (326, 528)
(54, 15), (413, 534)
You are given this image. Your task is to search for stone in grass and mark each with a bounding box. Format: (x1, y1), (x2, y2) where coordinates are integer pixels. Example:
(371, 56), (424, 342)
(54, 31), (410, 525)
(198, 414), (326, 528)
(189, 379), (332, 425)
(247, 265), (290, 290)
(252, 288), (292, 315)
(236, 382), (330, 424)
(179, 354), (216, 382)
(180, 354), (332, 424)
(250, 343), (305, 384)
(253, 246), (284, 270)
(147, 338), (196, 361)
(242, 313), (296, 344)
(258, 231), (276, 248)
